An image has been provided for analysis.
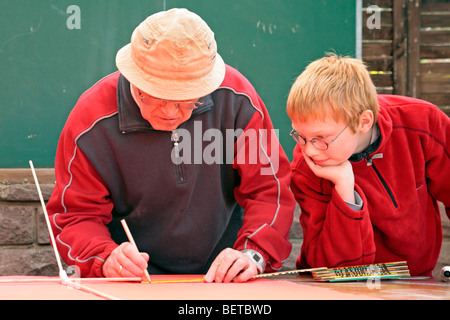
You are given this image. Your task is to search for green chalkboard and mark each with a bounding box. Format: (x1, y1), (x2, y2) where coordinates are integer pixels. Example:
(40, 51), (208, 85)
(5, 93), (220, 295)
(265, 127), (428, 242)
(1, 0), (356, 168)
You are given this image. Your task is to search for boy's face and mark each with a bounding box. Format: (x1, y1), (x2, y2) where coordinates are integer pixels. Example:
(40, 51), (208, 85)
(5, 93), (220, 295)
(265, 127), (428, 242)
(291, 114), (364, 166)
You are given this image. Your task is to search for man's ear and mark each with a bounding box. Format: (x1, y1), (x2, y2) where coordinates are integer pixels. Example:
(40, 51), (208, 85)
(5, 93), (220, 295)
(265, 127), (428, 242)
(358, 110), (374, 134)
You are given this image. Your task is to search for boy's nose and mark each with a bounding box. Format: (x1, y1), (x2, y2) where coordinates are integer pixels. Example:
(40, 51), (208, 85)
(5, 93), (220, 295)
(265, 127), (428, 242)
(303, 141), (321, 158)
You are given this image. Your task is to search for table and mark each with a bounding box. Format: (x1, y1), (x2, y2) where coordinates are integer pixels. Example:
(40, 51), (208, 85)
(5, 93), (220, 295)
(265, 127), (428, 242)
(1, 274), (448, 300)
(277, 275), (450, 300)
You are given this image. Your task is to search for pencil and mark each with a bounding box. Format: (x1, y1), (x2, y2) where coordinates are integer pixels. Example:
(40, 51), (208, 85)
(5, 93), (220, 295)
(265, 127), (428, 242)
(120, 219), (152, 283)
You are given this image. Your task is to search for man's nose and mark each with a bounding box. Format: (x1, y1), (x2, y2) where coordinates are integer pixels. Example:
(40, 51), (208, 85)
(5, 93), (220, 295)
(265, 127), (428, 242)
(160, 102), (179, 117)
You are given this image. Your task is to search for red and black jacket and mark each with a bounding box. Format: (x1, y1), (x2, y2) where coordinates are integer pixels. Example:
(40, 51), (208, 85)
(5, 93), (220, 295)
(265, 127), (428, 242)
(47, 65), (295, 277)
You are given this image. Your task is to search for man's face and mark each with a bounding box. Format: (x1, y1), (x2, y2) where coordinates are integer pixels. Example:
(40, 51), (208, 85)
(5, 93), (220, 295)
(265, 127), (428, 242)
(130, 84), (198, 131)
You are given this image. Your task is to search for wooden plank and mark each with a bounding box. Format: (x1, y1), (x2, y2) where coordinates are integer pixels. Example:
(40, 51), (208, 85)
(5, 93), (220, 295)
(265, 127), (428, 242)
(364, 55), (393, 71)
(421, 13), (450, 28)
(421, 45), (450, 59)
(363, 41), (393, 56)
(421, 29), (450, 45)
(420, 93), (450, 108)
(363, 0), (393, 8)
(376, 87), (394, 94)
(420, 61), (450, 75)
(0, 168), (55, 184)
(370, 72), (394, 87)
(419, 62), (450, 93)
(438, 105), (450, 117)
(407, 0), (421, 98)
(393, 0), (408, 95)
(421, 0), (450, 12)
(363, 25), (393, 40)
(420, 79), (450, 93)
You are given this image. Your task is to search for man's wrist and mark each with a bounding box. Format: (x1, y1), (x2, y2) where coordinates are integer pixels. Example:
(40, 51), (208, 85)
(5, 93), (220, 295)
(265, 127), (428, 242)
(241, 249), (266, 273)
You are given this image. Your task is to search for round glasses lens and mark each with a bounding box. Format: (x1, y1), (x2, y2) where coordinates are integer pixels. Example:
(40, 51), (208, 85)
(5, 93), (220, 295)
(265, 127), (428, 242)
(311, 139), (328, 150)
(297, 136), (306, 145)
(176, 101), (201, 110)
(291, 132), (305, 145)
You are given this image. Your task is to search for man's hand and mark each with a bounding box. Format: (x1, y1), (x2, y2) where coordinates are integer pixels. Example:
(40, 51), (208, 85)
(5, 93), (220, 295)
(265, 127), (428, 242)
(102, 242), (149, 278)
(204, 248), (260, 283)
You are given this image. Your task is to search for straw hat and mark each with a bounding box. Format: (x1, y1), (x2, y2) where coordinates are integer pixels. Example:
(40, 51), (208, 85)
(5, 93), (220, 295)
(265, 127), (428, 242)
(116, 8), (226, 100)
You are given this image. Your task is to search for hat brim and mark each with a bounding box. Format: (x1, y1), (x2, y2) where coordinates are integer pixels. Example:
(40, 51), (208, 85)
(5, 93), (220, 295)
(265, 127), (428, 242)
(116, 43), (226, 100)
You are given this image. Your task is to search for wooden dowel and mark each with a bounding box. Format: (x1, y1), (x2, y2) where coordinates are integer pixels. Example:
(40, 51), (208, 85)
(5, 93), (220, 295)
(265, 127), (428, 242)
(254, 261), (411, 282)
(313, 267), (409, 278)
(0, 277), (141, 284)
(319, 273), (411, 282)
(150, 278), (205, 284)
(29, 160), (67, 281)
(313, 266), (410, 277)
(67, 281), (121, 300)
(254, 267), (327, 278)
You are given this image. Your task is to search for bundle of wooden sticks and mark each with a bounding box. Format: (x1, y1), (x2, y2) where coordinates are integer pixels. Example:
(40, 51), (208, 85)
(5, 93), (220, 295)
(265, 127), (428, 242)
(311, 261), (410, 282)
(255, 261), (411, 282)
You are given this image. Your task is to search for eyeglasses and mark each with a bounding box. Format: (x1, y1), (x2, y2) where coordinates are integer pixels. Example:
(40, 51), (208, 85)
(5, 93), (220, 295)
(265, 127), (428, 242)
(290, 121), (351, 151)
(138, 89), (205, 111)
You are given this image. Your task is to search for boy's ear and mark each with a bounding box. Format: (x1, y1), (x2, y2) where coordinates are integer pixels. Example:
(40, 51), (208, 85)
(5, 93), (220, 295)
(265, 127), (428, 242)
(358, 110), (374, 134)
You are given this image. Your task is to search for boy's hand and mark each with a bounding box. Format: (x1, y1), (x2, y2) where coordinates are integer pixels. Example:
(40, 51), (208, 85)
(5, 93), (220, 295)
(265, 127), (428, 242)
(302, 152), (356, 203)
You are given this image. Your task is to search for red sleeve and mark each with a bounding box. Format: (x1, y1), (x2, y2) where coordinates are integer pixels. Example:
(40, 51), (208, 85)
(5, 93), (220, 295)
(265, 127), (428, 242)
(232, 93), (295, 272)
(46, 74), (120, 278)
(46, 129), (118, 278)
(423, 106), (450, 219)
(291, 145), (376, 269)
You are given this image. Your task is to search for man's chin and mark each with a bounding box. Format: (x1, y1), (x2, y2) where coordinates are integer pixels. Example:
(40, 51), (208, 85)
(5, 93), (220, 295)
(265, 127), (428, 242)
(149, 121), (181, 131)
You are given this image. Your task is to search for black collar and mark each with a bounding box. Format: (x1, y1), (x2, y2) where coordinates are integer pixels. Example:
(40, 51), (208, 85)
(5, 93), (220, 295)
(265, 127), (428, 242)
(349, 134), (382, 162)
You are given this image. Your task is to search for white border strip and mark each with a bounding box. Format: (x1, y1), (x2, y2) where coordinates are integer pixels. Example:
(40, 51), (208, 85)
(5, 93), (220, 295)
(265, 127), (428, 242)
(356, 0), (363, 59)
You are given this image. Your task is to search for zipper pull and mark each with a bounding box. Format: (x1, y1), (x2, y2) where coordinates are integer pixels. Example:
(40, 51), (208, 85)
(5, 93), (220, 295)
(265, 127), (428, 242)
(363, 153), (373, 166)
(171, 131), (182, 165)
(364, 153), (383, 166)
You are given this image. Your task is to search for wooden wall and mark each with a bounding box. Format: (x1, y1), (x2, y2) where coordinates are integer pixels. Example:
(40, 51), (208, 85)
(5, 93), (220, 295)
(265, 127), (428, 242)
(362, 0), (450, 116)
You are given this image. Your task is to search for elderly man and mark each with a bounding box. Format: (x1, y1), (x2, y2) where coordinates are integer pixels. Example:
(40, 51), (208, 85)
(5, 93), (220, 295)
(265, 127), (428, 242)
(47, 8), (294, 283)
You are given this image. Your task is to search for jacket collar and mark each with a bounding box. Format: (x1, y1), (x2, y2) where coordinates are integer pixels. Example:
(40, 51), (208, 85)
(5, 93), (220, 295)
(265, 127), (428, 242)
(349, 101), (392, 162)
(349, 132), (382, 162)
(117, 74), (214, 132)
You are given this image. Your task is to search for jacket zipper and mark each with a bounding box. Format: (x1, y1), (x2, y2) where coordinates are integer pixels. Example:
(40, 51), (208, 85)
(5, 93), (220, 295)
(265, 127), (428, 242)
(363, 153), (398, 208)
(171, 131), (185, 183)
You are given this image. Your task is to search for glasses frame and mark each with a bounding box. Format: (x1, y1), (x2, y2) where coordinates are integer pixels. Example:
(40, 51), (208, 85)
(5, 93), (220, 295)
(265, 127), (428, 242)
(290, 121), (351, 151)
(138, 89), (205, 111)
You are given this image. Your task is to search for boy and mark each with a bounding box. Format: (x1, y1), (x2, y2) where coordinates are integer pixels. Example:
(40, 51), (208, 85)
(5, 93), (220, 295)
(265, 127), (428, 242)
(286, 54), (450, 276)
